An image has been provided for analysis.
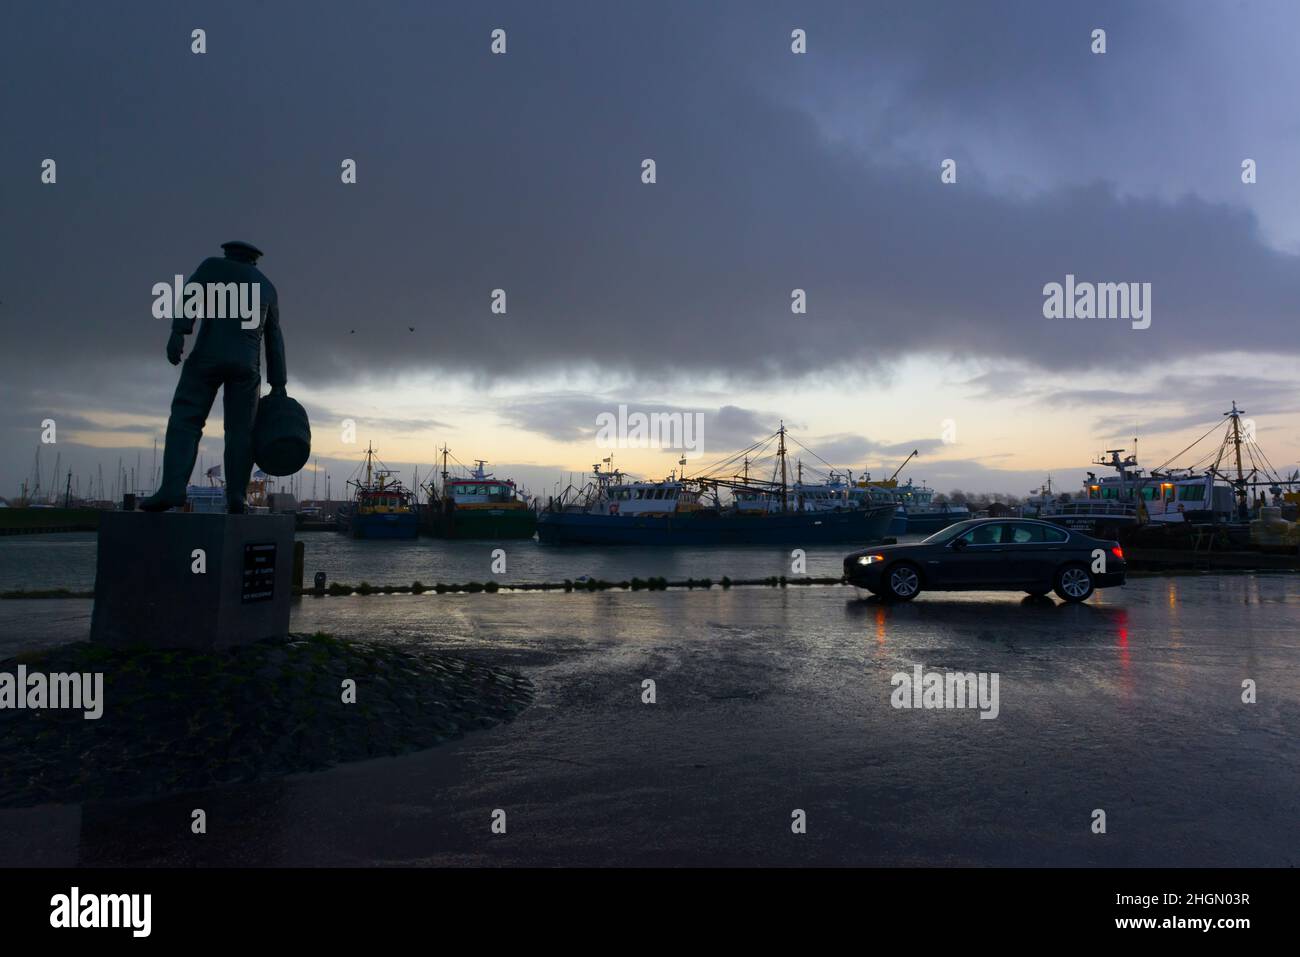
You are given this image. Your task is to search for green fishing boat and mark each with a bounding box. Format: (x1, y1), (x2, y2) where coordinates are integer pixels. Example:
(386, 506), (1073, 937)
(423, 448), (537, 540)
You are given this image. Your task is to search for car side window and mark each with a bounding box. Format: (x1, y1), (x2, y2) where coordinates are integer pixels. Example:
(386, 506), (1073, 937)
(961, 524), (1004, 545)
(1043, 525), (1069, 543)
(1007, 523), (1044, 544)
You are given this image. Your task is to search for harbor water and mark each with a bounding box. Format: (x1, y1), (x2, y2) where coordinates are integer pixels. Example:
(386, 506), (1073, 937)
(0, 531), (906, 593)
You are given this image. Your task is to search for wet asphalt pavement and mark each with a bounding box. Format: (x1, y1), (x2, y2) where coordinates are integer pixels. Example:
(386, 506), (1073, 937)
(1, 574), (1297, 866)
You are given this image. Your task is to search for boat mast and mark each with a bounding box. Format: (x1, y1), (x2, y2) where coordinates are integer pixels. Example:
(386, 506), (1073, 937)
(778, 422), (788, 512)
(1228, 401), (1247, 514)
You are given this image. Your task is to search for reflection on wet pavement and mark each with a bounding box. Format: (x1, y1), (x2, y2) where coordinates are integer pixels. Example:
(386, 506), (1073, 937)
(1, 574), (1297, 866)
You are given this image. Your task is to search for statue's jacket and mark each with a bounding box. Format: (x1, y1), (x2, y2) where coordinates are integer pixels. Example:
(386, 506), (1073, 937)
(170, 256), (286, 387)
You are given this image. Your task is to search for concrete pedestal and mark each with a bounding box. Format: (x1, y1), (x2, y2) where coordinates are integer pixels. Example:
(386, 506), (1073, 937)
(90, 512), (295, 650)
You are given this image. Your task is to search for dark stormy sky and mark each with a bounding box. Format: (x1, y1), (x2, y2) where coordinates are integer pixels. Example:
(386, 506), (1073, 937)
(2, 0), (1298, 499)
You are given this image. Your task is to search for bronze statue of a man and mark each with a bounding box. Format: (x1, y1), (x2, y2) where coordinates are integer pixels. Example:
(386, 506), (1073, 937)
(140, 241), (286, 514)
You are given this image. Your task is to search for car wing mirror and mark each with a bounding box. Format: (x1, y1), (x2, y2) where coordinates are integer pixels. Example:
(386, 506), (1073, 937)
(950, 537), (968, 551)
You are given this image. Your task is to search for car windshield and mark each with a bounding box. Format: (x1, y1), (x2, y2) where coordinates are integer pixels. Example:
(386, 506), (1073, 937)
(921, 519), (984, 544)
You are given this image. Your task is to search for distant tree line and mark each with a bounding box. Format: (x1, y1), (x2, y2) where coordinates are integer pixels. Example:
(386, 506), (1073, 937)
(933, 490), (1025, 507)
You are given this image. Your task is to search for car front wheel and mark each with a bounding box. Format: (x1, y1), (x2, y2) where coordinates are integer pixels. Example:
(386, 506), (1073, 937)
(884, 562), (922, 602)
(1053, 564), (1094, 603)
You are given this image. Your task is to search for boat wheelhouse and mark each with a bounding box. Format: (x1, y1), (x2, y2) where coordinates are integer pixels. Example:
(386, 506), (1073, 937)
(890, 480), (970, 533)
(734, 480), (858, 514)
(603, 479), (702, 516)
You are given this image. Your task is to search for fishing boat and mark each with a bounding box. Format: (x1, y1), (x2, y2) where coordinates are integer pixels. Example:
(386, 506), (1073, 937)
(537, 426), (897, 545)
(1029, 403), (1295, 537)
(336, 443), (419, 540)
(1027, 454), (1234, 538)
(893, 481), (969, 533)
(423, 448), (537, 539)
(846, 481), (909, 535)
(854, 451), (968, 535)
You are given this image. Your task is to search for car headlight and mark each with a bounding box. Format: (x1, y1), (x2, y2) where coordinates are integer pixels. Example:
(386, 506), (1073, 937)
(856, 554), (885, 565)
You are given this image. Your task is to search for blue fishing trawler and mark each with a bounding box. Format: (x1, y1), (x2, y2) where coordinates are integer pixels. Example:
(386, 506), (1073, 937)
(537, 426), (896, 546)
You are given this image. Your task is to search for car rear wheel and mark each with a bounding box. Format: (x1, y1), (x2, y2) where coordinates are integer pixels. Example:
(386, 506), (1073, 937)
(1053, 564), (1094, 603)
(884, 562), (922, 602)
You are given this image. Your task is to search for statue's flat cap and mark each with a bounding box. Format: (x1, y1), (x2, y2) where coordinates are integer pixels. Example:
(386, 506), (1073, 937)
(221, 240), (264, 260)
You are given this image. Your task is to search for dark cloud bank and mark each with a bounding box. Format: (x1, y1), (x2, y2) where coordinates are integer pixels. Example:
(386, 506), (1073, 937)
(3, 0), (1297, 491)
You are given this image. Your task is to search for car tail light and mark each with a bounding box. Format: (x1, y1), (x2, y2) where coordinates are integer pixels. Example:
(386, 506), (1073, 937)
(1111, 545), (1124, 560)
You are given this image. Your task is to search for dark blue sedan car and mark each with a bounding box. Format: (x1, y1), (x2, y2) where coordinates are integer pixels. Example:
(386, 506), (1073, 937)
(844, 518), (1127, 603)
